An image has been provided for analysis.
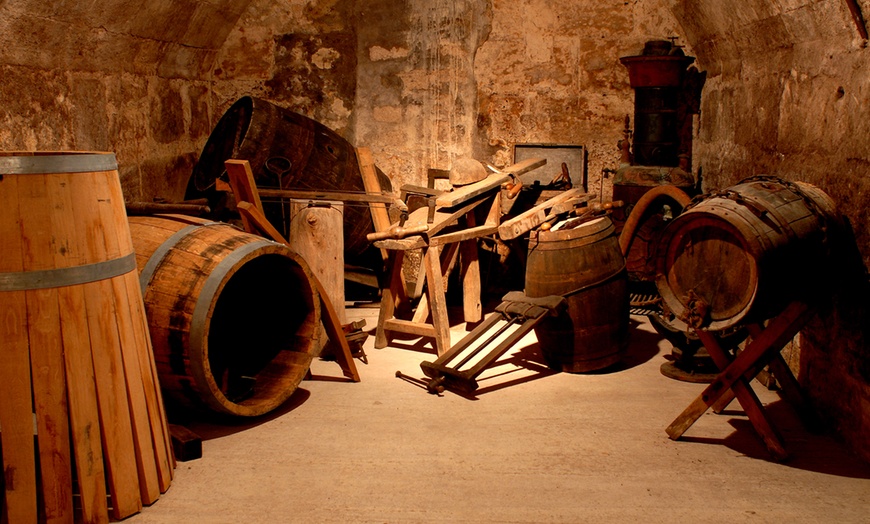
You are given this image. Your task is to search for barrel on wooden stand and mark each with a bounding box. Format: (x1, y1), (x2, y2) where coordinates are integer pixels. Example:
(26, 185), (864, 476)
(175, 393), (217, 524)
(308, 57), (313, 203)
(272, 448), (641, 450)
(128, 215), (321, 417)
(525, 216), (630, 372)
(655, 176), (841, 331)
(0, 152), (174, 523)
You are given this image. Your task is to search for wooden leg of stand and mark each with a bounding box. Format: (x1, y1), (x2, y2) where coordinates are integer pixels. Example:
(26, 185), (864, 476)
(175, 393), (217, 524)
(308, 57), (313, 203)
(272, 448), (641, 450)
(312, 274), (360, 382)
(711, 389), (736, 413)
(376, 251), (405, 349)
(460, 238), (482, 324)
(424, 245), (451, 356)
(413, 244), (459, 324)
(669, 329), (791, 461)
(667, 302), (813, 438)
(667, 331), (788, 460)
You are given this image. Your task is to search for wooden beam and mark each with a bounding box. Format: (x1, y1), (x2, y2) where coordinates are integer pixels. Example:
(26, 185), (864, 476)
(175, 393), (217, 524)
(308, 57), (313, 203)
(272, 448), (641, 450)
(497, 188), (589, 240)
(357, 147), (392, 260)
(257, 188), (394, 204)
(225, 160), (263, 234)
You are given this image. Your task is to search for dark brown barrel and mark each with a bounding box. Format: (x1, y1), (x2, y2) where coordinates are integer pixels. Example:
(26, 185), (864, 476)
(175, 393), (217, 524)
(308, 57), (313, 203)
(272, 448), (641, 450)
(655, 176), (840, 331)
(0, 152), (173, 522)
(187, 96), (391, 270)
(128, 215), (321, 417)
(525, 217), (629, 372)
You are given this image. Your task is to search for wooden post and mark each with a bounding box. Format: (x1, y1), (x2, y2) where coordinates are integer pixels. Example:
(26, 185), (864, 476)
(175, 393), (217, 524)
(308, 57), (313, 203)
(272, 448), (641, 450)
(289, 200), (346, 350)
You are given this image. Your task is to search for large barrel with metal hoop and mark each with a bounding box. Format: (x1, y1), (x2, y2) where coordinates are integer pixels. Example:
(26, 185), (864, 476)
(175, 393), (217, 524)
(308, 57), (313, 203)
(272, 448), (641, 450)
(128, 214), (321, 417)
(655, 176), (840, 331)
(0, 152), (173, 522)
(187, 96), (391, 271)
(525, 216), (629, 372)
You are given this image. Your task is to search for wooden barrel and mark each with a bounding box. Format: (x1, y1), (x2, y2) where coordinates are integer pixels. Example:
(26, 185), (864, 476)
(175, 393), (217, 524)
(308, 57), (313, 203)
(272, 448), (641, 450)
(525, 217), (629, 372)
(655, 176), (840, 331)
(0, 152), (174, 523)
(128, 215), (321, 417)
(186, 96), (391, 271)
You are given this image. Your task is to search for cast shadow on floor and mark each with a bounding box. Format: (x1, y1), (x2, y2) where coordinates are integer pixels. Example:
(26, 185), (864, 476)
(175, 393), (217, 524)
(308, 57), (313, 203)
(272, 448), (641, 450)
(393, 315), (666, 400)
(677, 399), (870, 477)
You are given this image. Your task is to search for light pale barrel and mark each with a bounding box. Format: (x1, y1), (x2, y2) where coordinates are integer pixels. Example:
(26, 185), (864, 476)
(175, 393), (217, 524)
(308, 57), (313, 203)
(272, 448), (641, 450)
(128, 215), (321, 417)
(0, 152), (174, 523)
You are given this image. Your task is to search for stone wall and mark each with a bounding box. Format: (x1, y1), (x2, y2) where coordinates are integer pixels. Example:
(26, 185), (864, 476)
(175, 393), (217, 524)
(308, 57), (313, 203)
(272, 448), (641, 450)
(0, 0), (251, 202)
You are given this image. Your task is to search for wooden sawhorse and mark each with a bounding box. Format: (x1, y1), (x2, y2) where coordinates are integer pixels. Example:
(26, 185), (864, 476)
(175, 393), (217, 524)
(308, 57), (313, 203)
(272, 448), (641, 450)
(371, 158), (547, 357)
(372, 191), (500, 356)
(665, 301), (819, 461)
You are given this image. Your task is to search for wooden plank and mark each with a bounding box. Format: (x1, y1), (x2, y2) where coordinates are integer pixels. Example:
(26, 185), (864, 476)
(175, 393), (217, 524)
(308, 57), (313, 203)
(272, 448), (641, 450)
(110, 275), (162, 505)
(257, 188), (394, 204)
(311, 272), (360, 382)
(497, 157), (548, 177)
(290, 203), (346, 324)
(95, 171), (163, 505)
(50, 171), (109, 523)
(460, 239), (482, 323)
(435, 173), (510, 208)
(375, 251), (406, 349)
(372, 195), (492, 250)
(424, 245), (452, 355)
(237, 202), (289, 243)
(110, 166), (175, 487)
(290, 203), (347, 349)
(0, 173), (39, 524)
(59, 285), (112, 524)
(383, 318), (438, 338)
(168, 425), (202, 462)
(123, 272), (175, 492)
(21, 173), (74, 524)
(225, 160), (262, 234)
(429, 225), (499, 246)
(356, 147), (392, 261)
(497, 188), (588, 240)
(70, 172), (142, 520)
(412, 243), (459, 325)
(459, 199), (482, 323)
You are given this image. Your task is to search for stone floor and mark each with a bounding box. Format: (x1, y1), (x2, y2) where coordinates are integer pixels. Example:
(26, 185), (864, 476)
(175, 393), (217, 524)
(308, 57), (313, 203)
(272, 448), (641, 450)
(128, 307), (870, 523)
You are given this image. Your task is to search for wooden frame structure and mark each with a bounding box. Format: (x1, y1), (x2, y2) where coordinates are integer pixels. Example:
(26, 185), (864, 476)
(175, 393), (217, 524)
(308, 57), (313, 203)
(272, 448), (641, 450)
(665, 301), (819, 461)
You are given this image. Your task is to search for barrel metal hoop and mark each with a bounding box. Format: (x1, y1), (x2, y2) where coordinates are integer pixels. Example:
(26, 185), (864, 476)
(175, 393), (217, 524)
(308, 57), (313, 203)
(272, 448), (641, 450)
(188, 239), (277, 404)
(0, 252), (137, 291)
(138, 222), (224, 292)
(0, 153), (118, 174)
(561, 265), (627, 299)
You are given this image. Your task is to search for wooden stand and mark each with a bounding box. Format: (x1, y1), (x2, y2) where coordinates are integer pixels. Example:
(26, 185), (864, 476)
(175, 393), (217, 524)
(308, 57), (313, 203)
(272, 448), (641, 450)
(665, 301), (818, 461)
(373, 191), (501, 356)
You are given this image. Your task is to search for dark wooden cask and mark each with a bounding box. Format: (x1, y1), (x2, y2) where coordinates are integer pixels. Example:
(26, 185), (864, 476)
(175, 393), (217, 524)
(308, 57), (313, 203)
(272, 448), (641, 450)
(655, 176), (840, 331)
(129, 214), (321, 417)
(525, 217), (629, 372)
